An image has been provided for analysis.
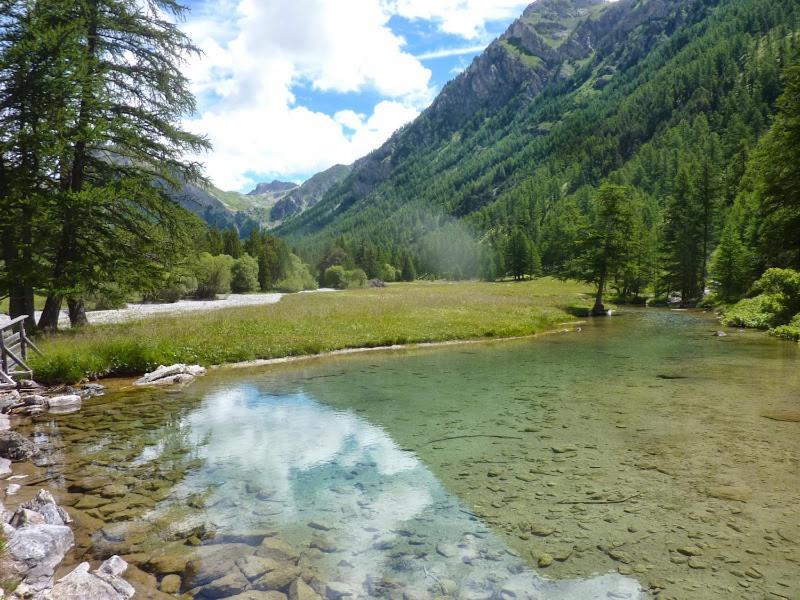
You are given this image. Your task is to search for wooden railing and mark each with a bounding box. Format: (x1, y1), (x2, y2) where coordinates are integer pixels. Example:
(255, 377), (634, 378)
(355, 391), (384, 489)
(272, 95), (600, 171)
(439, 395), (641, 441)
(0, 315), (42, 389)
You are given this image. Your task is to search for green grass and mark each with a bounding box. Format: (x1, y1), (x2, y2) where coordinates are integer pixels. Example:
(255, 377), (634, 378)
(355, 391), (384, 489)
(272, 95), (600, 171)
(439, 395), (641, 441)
(30, 278), (593, 384)
(0, 294), (47, 314)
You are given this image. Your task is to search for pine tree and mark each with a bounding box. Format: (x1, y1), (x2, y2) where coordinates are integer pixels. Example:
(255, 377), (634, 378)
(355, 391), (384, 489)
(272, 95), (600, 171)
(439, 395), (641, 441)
(33, 0), (210, 330)
(574, 184), (637, 315)
(663, 165), (705, 305)
(709, 225), (753, 302)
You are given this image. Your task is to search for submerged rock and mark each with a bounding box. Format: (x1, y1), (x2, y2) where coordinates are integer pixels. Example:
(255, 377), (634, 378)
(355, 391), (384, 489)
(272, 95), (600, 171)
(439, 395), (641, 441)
(134, 364), (207, 386)
(0, 431), (37, 461)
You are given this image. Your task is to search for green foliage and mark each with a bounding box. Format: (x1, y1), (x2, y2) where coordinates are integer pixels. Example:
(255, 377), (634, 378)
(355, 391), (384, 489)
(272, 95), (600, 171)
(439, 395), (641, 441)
(141, 273), (198, 304)
(770, 313), (800, 341)
(400, 254), (417, 281)
(231, 254), (260, 293)
(709, 225), (753, 302)
(194, 253), (234, 299)
(721, 268), (800, 330)
(505, 228), (535, 280)
(223, 228), (244, 259)
(276, 0), (799, 307)
(323, 265), (367, 289)
(274, 254), (318, 293)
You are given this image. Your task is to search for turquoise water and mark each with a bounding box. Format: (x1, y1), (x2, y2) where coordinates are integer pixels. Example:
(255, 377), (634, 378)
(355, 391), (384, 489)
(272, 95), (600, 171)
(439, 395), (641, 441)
(23, 308), (800, 599)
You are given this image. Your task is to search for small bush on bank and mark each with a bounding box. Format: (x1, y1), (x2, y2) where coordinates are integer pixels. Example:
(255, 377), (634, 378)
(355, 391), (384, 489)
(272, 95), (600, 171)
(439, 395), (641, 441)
(721, 268), (800, 340)
(323, 266), (367, 289)
(275, 255), (317, 293)
(770, 313), (800, 342)
(231, 254), (260, 293)
(194, 253), (234, 298)
(142, 274), (198, 303)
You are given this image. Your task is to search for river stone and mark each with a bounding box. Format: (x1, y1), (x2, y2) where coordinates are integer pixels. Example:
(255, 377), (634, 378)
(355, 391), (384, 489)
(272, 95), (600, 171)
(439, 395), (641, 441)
(0, 414), (10, 432)
(21, 489), (71, 525)
(75, 494), (110, 509)
(229, 593), (288, 600)
(761, 410), (800, 422)
(0, 389), (20, 410)
(147, 544), (197, 575)
(0, 431), (37, 461)
(256, 537), (299, 562)
(706, 485), (751, 503)
(6, 523), (75, 587)
(183, 544), (254, 587)
(0, 457), (12, 478)
(45, 556), (135, 599)
(198, 570), (250, 599)
(135, 364), (207, 386)
(253, 564), (300, 591)
(160, 574), (182, 594)
(9, 508), (46, 528)
(236, 555), (282, 581)
(46, 394), (82, 413)
(325, 581), (358, 599)
(290, 578), (323, 600)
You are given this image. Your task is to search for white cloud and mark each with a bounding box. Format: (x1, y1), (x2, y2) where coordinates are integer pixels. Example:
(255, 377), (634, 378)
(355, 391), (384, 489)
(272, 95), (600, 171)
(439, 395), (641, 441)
(387, 0), (531, 39)
(182, 0), (532, 190)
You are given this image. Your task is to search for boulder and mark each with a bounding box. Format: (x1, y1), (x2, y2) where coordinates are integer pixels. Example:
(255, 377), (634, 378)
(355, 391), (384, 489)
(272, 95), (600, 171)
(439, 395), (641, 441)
(0, 431), (37, 461)
(134, 364), (207, 386)
(46, 394), (82, 414)
(44, 555), (135, 599)
(160, 573), (182, 594)
(290, 579), (323, 600)
(0, 389), (20, 411)
(198, 570), (250, 598)
(20, 489), (72, 525)
(6, 523), (75, 589)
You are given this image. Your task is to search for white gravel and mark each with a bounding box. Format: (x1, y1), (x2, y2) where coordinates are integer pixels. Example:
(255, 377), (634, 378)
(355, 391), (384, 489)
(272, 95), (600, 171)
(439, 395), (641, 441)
(0, 289), (336, 328)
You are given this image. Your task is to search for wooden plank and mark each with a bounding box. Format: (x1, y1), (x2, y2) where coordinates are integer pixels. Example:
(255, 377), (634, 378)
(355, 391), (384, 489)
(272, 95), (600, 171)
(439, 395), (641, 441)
(2, 346), (29, 372)
(0, 315), (28, 331)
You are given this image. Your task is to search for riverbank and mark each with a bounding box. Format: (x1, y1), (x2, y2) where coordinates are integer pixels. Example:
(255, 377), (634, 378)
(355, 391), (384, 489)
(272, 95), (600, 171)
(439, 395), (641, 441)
(30, 279), (593, 385)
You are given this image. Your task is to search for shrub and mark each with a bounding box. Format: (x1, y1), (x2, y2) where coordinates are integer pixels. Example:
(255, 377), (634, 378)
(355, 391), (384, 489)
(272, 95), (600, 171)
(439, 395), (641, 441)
(323, 265), (367, 289)
(194, 253), (234, 299)
(770, 313), (800, 342)
(90, 283), (130, 310)
(322, 265), (347, 289)
(275, 254), (318, 293)
(231, 254), (260, 293)
(377, 263), (398, 283)
(721, 268), (800, 330)
(345, 268), (368, 289)
(142, 274), (198, 303)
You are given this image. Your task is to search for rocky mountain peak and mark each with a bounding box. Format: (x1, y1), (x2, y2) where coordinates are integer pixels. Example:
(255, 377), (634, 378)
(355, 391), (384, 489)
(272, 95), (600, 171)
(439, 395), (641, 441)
(248, 180), (298, 196)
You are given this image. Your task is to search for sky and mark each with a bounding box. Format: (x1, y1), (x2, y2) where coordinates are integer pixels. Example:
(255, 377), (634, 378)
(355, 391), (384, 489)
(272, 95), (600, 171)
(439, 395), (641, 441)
(180, 0), (533, 192)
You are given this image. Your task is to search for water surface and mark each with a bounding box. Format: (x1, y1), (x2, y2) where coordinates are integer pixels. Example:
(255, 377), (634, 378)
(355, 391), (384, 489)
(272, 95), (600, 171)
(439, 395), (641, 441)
(18, 309), (800, 599)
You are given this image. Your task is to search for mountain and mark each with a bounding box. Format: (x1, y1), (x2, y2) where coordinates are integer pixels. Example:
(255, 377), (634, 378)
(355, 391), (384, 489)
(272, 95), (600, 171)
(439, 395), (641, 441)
(164, 164), (352, 233)
(277, 0), (799, 274)
(269, 164), (352, 224)
(248, 180), (298, 196)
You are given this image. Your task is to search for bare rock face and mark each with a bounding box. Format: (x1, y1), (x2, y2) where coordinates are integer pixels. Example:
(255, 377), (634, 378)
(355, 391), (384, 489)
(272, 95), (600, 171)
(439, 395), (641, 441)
(0, 431), (37, 461)
(44, 555), (135, 600)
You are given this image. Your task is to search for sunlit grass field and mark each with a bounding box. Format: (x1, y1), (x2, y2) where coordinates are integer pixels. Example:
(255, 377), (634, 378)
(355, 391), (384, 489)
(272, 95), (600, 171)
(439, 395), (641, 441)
(31, 278), (593, 384)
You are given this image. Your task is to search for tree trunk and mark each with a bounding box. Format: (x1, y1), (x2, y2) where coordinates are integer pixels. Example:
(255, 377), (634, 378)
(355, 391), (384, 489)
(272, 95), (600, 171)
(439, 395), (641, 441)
(38, 295), (63, 332)
(592, 271), (607, 316)
(67, 298), (88, 327)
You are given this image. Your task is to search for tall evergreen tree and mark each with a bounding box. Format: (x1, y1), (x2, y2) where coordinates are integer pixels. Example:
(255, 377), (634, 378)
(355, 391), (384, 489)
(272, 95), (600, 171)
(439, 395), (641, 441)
(32, 0), (210, 330)
(663, 166), (705, 305)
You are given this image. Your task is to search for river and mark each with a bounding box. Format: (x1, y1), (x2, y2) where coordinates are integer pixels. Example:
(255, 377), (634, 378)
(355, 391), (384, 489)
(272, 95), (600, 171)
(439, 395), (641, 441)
(14, 308), (800, 599)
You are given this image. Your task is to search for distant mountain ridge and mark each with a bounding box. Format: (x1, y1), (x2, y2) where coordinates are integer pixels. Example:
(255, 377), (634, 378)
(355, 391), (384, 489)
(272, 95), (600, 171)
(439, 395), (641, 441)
(163, 164), (352, 233)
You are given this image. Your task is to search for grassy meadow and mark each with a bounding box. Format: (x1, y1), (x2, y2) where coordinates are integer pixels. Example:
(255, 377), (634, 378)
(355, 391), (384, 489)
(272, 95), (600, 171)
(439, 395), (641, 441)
(30, 278), (593, 384)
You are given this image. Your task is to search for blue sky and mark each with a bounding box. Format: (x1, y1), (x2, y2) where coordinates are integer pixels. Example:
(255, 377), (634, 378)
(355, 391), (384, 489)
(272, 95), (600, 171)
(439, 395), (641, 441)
(180, 0), (532, 191)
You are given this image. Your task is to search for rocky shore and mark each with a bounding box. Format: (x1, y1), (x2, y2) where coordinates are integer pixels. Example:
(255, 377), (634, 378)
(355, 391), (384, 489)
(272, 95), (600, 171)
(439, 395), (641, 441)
(0, 365), (208, 599)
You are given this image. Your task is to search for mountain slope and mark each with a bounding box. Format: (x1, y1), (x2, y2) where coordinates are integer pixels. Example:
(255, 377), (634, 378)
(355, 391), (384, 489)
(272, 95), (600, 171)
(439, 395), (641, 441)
(278, 0), (800, 272)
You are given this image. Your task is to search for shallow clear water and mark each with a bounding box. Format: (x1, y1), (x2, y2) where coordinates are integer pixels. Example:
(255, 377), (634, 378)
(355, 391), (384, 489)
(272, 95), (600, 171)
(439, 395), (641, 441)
(18, 309), (800, 599)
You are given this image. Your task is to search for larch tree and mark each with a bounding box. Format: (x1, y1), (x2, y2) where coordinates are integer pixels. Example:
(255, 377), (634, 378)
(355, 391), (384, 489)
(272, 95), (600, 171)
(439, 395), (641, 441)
(35, 0), (210, 330)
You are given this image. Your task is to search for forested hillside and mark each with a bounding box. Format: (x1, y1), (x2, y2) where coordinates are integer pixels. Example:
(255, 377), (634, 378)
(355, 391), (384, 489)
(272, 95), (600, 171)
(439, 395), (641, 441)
(279, 0), (799, 307)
